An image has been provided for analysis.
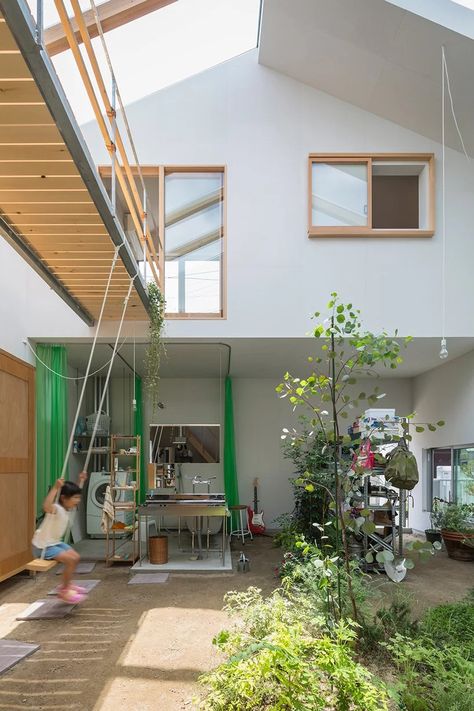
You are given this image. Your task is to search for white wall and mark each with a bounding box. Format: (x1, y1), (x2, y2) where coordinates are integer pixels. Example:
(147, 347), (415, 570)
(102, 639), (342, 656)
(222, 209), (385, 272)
(4, 49), (474, 345)
(410, 350), (474, 532)
(0, 240), (90, 362)
(80, 49), (474, 340)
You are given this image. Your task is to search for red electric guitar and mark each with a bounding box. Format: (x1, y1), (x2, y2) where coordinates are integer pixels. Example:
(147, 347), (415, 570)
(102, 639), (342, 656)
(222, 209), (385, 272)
(248, 478), (266, 535)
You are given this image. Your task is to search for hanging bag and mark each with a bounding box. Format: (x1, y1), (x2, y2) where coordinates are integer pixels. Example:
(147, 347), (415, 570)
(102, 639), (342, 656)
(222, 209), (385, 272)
(384, 438), (419, 490)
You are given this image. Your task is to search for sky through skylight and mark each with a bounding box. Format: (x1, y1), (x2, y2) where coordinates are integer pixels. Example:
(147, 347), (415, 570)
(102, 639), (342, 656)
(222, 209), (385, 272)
(452, 0), (474, 9)
(27, 0), (260, 125)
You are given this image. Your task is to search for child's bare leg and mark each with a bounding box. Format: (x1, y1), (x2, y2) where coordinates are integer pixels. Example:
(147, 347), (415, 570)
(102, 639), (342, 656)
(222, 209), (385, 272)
(56, 549), (80, 590)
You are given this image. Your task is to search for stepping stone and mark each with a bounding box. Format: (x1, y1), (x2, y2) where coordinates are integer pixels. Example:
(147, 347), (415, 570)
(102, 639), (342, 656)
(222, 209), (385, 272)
(56, 561), (96, 574)
(16, 599), (76, 620)
(47, 579), (100, 595)
(128, 573), (169, 584)
(0, 640), (40, 675)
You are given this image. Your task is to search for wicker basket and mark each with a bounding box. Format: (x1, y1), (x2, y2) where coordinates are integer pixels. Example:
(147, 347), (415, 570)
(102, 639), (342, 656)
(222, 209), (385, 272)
(86, 410), (110, 437)
(149, 535), (168, 565)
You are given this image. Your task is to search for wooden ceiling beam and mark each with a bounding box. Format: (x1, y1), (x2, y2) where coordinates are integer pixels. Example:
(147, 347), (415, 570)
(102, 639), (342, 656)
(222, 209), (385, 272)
(45, 0), (178, 56)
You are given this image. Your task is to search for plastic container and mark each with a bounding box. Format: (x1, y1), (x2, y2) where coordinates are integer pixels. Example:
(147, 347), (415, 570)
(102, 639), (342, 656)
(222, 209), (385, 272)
(149, 535), (168, 565)
(364, 408), (396, 420)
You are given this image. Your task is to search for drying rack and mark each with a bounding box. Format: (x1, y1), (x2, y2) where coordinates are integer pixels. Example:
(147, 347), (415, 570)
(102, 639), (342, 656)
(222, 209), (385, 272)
(351, 418), (410, 571)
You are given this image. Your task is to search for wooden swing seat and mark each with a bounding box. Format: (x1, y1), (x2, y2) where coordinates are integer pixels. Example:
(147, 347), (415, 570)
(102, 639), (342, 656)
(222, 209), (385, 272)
(25, 559), (58, 574)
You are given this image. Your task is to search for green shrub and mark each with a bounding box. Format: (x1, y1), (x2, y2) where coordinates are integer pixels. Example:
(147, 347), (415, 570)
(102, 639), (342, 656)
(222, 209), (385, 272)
(418, 597), (474, 659)
(281, 550), (374, 625)
(437, 503), (474, 534)
(198, 588), (389, 711)
(385, 633), (474, 711)
(358, 592), (418, 653)
(280, 428), (334, 544)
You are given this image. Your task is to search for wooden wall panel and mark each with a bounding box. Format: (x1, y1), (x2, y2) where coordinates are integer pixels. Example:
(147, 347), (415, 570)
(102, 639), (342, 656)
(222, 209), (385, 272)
(0, 350), (35, 583)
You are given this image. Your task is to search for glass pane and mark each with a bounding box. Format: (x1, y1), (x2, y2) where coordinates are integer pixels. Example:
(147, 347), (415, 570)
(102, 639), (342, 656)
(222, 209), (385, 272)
(312, 162), (368, 227)
(164, 171), (223, 314)
(432, 448), (452, 503)
(453, 447), (474, 505)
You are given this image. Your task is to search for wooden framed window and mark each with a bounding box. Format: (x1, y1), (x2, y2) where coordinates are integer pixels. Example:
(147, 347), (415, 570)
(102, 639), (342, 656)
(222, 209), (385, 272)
(308, 154), (435, 237)
(163, 166), (226, 319)
(99, 165), (226, 319)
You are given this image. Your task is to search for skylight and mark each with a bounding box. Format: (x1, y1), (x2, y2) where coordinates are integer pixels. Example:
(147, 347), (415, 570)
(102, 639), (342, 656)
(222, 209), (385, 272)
(28, 0), (260, 125)
(452, 0), (474, 8)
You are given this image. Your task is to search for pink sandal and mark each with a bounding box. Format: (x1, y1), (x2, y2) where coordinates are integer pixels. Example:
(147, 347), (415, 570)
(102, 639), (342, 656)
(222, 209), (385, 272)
(71, 584), (88, 595)
(58, 586), (85, 604)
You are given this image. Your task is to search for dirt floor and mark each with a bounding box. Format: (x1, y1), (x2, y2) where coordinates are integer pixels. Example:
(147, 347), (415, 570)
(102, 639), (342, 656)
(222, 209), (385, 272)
(0, 538), (472, 711)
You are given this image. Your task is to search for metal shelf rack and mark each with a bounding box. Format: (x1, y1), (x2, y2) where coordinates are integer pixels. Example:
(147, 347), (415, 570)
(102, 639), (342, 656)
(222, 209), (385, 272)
(105, 434), (141, 566)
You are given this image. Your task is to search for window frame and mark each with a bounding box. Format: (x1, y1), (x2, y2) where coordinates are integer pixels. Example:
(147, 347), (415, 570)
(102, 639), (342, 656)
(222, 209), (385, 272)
(98, 164), (227, 320)
(427, 444), (474, 509)
(163, 165), (226, 321)
(308, 153), (435, 238)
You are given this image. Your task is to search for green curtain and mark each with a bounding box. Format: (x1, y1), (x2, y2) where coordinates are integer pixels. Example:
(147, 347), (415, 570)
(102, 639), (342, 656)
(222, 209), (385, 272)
(224, 376), (239, 507)
(36, 344), (68, 518)
(134, 375), (147, 504)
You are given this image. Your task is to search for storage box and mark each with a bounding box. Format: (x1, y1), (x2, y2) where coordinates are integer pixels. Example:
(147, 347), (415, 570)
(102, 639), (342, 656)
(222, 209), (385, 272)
(364, 408), (396, 420)
(359, 410), (402, 440)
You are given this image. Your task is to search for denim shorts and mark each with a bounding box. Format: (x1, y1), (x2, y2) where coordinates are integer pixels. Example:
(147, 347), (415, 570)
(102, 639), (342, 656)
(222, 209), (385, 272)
(32, 542), (71, 560)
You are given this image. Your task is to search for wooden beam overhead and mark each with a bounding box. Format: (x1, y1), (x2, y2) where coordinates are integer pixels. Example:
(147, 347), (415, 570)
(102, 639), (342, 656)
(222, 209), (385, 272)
(45, 0), (178, 56)
(0, 2), (152, 323)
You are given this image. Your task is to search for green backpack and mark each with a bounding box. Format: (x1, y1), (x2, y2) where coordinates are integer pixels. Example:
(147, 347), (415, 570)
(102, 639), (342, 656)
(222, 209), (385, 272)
(384, 439), (419, 490)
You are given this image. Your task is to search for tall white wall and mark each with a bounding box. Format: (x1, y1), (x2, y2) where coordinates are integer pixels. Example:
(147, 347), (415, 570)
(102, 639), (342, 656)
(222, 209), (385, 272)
(81, 49), (474, 340)
(4, 49), (474, 345)
(410, 350), (474, 532)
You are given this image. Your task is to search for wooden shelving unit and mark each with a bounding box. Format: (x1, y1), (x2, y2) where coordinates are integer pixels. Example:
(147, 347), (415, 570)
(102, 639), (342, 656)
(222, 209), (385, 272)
(105, 435), (141, 567)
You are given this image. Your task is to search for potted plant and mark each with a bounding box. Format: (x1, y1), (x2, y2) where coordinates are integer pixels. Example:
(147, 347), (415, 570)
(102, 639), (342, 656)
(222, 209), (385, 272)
(439, 503), (474, 561)
(425, 497), (443, 544)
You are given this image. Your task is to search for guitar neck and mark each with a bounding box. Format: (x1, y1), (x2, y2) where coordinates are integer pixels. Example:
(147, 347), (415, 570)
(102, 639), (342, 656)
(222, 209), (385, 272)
(253, 485), (259, 513)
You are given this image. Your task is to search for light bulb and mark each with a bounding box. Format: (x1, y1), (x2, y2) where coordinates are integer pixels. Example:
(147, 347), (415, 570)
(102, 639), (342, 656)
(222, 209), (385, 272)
(439, 338), (448, 360)
(132, 398), (137, 411)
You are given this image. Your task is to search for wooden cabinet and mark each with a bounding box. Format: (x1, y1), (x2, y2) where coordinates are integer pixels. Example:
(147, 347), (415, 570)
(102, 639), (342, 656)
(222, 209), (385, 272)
(0, 349), (35, 582)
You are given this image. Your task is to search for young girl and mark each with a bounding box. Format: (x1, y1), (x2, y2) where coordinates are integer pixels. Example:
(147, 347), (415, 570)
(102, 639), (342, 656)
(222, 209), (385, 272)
(32, 473), (88, 603)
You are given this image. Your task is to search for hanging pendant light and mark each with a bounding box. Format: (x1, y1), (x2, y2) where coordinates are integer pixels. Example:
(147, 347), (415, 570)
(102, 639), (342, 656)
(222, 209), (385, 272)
(439, 338), (449, 360)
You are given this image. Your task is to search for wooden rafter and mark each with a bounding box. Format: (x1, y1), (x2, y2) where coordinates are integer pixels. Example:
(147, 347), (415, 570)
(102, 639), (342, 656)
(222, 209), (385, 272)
(45, 0), (178, 56)
(0, 11), (147, 322)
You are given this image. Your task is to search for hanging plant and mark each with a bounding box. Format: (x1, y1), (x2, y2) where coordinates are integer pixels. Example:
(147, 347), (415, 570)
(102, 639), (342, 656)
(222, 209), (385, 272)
(145, 281), (166, 412)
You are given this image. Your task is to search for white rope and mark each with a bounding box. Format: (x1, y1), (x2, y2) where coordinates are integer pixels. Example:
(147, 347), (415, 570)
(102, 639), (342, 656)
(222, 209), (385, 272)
(60, 246), (121, 480)
(26, 337), (128, 381)
(439, 46), (472, 356)
(442, 47), (471, 164)
(83, 277), (136, 472)
(441, 46), (446, 343)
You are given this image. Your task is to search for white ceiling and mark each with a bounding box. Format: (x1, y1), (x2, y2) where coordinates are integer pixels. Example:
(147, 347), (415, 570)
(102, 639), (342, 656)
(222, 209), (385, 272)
(259, 0), (474, 154)
(61, 337), (474, 379)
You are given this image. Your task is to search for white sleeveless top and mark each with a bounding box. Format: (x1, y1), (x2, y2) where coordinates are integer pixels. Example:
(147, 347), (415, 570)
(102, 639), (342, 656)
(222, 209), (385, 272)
(32, 504), (70, 549)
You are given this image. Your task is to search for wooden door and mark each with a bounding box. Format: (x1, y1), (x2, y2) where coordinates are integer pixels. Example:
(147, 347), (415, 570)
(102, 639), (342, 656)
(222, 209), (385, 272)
(0, 349), (35, 582)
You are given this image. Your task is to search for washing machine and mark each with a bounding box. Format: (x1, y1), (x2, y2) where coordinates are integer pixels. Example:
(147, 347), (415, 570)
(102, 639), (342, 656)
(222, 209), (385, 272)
(87, 470), (132, 537)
